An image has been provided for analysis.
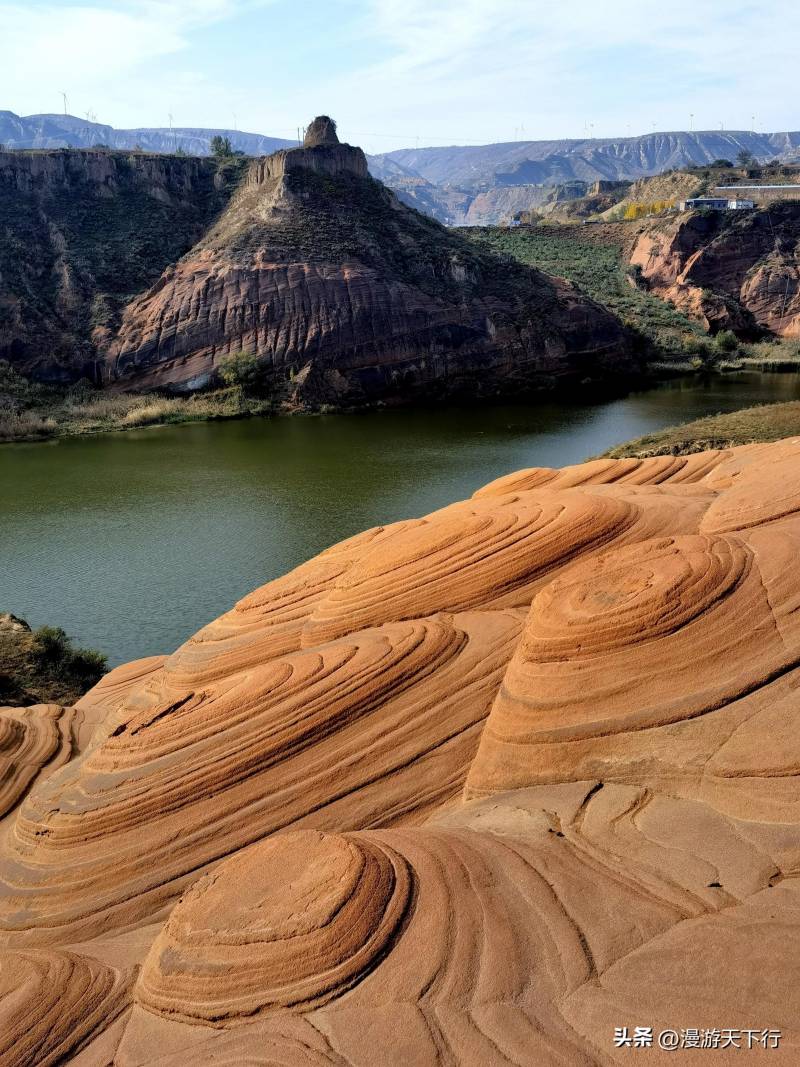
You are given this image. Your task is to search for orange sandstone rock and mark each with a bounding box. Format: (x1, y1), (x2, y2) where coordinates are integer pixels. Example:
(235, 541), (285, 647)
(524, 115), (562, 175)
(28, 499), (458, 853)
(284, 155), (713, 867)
(0, 949), (133, 1067)
(0, 703), (74, 823)
(3, 440), (800, 1064)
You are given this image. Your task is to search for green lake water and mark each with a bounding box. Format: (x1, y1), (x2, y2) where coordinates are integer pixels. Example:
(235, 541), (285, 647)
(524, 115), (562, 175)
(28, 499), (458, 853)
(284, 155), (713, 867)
(2, 371), (799, 666)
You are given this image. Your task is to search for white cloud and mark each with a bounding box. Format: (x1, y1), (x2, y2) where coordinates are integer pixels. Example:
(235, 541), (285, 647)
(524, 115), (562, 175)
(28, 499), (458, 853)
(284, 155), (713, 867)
(316, 0), (800, 148)
(0, 1), (268, 122)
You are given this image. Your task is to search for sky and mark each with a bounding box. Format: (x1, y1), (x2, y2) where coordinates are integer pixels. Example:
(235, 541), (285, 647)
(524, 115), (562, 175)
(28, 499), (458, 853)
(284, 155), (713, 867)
(1, 0), (798, 153)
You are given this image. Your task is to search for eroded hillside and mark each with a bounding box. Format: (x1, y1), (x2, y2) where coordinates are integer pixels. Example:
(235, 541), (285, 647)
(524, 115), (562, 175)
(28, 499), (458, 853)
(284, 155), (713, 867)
(630, 202), (800, 336)
(0, 121), (637, 406)
(0, 149), (245, 380)
(100, 119), (634, 406)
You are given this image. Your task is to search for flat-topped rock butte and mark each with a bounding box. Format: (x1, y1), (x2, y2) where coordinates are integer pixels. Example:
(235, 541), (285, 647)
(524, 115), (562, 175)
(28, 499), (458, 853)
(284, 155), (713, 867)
(3, 438), (800, 1064)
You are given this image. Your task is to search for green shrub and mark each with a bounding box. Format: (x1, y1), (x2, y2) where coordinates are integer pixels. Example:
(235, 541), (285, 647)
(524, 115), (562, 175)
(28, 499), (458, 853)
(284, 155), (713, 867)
(30, 625), (107, 688)
(687, 339), (713, 361)
(217, 352), (263, 390)
(210, 135), (233, 159)
(715, 330), (739, 353)
(0, 360), (33, 404)
(29, 625), (72, 667)
(66, 378), (97, 402)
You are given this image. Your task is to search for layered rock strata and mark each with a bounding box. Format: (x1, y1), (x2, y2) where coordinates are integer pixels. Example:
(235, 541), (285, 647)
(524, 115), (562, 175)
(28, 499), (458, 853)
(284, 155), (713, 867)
(0, 149), (241, 379)
(630, 204), (800, 337)
(0, 703), (74, 822)
(3, 440), (800, 1062)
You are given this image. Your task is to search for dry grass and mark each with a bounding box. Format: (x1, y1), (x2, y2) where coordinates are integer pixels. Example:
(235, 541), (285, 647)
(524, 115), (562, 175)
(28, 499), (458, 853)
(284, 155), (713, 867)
(0, 386), (269, 443)
(0, 409), (57, 442)
(605, 400), (800, 458)
(737, 340), (800, 372)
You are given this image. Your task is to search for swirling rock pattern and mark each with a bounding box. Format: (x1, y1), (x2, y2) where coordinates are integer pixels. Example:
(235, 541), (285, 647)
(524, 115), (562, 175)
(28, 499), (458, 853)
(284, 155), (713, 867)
(0, 948), (133, 1067)
(138, 830), (412, 1024)
(0, 611), (521, 943)
(0, 703), (74, 822)
(5, 441), (800, 1064)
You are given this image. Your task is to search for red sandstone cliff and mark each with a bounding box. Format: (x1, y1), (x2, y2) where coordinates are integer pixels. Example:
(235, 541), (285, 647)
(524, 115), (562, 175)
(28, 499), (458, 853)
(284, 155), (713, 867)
(629, 204), (800, 337)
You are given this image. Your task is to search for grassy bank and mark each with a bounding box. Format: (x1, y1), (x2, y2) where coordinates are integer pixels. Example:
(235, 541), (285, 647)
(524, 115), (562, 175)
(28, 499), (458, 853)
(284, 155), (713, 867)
(0, 359), (274, 444)
(605, 400), (800, 458)
(0, 613), (107, 706)
(716, 340), (800, 373)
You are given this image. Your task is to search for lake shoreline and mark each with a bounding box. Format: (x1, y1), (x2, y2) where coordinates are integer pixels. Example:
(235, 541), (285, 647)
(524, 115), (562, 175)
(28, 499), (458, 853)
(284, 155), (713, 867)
(5, 369), (800, 668)
(0, 364), (714, 447)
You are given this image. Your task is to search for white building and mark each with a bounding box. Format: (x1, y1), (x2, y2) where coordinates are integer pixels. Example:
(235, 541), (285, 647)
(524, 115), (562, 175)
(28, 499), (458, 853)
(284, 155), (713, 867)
(679, 197), (755, 211)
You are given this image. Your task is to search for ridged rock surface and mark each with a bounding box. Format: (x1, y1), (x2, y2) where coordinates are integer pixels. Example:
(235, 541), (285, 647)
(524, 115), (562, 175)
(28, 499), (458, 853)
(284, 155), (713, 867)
(101, 122), (633, 404)
(0, 704), (74, 822)
(630, 204), (800, 337)
(0, 949), (133, 1067)
(4, 440), (800, 1063)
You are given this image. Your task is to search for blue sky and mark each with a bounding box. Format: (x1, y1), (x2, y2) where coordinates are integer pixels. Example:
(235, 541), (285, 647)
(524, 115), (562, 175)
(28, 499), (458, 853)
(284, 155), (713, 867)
(1, 0), (797, 152)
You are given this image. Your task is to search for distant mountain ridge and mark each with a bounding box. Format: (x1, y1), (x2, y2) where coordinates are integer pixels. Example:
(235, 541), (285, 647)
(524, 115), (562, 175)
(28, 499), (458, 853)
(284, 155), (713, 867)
(3, 110), (800, 225)
(383, 130), (800, 188)
(0, 111), (294, 156)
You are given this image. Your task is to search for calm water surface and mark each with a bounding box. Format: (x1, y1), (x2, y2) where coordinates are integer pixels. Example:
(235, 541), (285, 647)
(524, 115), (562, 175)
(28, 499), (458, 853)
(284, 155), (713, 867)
(2, 372), (798, 665)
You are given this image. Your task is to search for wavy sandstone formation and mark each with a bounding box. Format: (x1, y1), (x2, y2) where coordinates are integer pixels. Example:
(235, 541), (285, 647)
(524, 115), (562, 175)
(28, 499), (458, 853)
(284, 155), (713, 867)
(4, 440), (800, 1063)
(629, 204), (800, 337)
(0, 704), (75, 822)
(101, 118), (633, 404)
